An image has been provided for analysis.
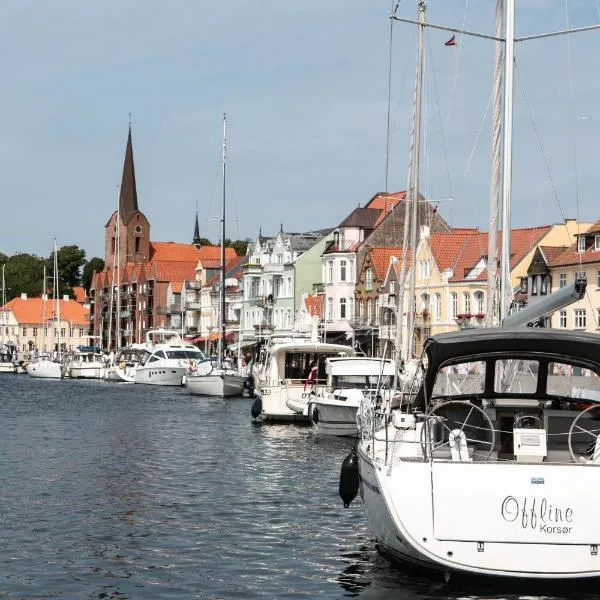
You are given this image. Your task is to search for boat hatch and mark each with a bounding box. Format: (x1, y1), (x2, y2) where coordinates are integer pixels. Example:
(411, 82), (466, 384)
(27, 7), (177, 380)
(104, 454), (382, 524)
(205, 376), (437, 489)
(431, 462), (600, 544)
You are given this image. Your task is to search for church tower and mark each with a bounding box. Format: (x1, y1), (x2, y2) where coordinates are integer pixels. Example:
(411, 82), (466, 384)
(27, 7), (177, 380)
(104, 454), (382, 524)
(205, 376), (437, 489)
(104, 124), (151, 269)
(192, 212), (201, 248)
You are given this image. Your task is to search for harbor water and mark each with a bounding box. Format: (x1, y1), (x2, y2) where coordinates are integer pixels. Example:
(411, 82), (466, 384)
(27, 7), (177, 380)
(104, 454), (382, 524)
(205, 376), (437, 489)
(1, 375), (599, 599)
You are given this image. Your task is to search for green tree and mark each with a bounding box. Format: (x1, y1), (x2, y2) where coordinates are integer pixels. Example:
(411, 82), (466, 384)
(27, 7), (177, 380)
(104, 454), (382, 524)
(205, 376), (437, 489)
(0, 252), (7, 266)
(82, 257), (105, 291)
(46, 245), (86, 296)
(4, 253), (45, 300)
(196, 237), (214, 247)
(224, 239), (249, 256)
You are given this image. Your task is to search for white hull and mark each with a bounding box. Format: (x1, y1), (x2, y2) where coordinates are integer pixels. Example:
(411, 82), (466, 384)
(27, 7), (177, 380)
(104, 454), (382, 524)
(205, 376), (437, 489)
(357, 442), (600, 579)
(26, 360), (63, 379)
(256, 384), (310, 422)
(104, 365), (136, 383)
(134, 365), (186, 386)
(186, 371), (246, 397)
(0, 362), (15, 374)
(69, 365), (104, 379)
(309, 399), (358, 437)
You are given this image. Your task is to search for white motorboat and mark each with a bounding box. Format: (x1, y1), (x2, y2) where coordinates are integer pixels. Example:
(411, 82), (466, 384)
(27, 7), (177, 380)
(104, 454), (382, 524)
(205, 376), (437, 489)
(250, 338), (355, 422)
(342, 327), (600, 580)
(26, 353), (63, 379)
(134, 328), (206, 386)
(68, 347), (105, 379)
(186, 358), (246, 398)
(308, 357), (396, 437)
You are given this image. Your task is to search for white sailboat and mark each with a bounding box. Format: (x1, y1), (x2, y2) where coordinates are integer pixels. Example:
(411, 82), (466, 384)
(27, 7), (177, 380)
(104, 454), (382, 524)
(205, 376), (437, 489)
(27, 242), (63, 379)
(186, 114), (246, 398)
(0, 264), (15, 373)
(341, 1), (600, 580)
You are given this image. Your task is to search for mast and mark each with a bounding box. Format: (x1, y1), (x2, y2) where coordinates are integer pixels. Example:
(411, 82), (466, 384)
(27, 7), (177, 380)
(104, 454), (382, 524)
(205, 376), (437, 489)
(404, 0), (426, 360)
(217, 113), (227, 367)
(115, 193), (121, 351)
(486, 0), (503, 326)
(54, 241), (61, 360)
(1, 264), (5, 349)
(499, 0), (515, 322)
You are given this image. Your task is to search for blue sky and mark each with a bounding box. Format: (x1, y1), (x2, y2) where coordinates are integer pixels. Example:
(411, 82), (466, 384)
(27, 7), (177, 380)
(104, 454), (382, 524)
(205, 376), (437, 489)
(1, 0), (600, 260)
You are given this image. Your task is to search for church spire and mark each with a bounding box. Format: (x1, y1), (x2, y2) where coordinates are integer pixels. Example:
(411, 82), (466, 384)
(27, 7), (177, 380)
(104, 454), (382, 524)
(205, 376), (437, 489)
(193, 212), (201, 248)
(119, 121), (139, 224)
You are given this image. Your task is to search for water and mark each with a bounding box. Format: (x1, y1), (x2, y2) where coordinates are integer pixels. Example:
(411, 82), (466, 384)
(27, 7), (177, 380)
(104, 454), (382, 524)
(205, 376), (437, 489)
(0, 376), (598, 599)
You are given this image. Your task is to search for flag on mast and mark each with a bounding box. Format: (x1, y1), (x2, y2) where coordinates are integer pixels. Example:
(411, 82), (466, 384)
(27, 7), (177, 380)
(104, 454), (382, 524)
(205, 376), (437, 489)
(444, 34), (457, 47)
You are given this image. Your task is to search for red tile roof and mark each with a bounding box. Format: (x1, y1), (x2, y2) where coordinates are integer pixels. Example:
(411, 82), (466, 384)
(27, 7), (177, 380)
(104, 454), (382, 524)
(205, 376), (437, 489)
(4, 296), (89, 326)
(149, 261), (198, 282)
(170, 281), (183, 293)
(72, 287), (86, 303)
(366, 192), (406, 228)
(585, 219), (600, 235)
(548, 246), (600, 267)
(369, 247), (408, 281)
(149, 242), (203, 262)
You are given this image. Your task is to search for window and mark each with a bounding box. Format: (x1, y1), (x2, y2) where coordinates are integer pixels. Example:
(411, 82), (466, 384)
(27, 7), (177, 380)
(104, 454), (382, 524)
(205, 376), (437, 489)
(462, 292), (471, 314)
(44, 327), (48, 336)
(575, 271), (586, 283)
(22, 327), (26, 336)
(578, 236), (586, 253)
(112, 237), (116, 253)
(348, 297), (354, 319)
(474, 290), (484, 314)
(365, 268), (374, 291)
(359, 300), (364, 318)
(340, 260), (347, 282)
(389, 280), (395, 295)
(574, 309), (586, 329)
(559, 273), (567, 288)
(328, 261), (334, 283)
(367, 299), (372, 323)
(435, 293), (442, 321)
(451, 293), (458, 319)
(559, 310), (567, 328)
(520, 278), (528, 293)
(32, 327), (38, 337)
(326, 297), (333, 322)
(135, 237), (141, 253)
(340, 297), (347, 319)
(597, 308), (600, 328)
(420, 293), (430, 315)
(419, 260), (431, 280)
(596, 235), (600, 251)
(540, 275), (550, 295)
(597, 270), (600, 288)
(531, 276), (538, 296)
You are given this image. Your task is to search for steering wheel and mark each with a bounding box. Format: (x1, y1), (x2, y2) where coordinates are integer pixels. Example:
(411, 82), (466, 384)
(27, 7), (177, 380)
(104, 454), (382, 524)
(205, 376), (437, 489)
(568, 403), (600, 463)
(420, 400), (496, 460)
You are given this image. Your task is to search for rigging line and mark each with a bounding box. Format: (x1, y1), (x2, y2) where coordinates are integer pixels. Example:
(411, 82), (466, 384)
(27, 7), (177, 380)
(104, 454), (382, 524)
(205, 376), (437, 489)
(444, 0), (471, 135)
(385, 0), (396, 193)
(564, 0), (583, 269)
(514, 63), (568, 233)
(463, 88), (493, 177)
(426, 32), (453, 203)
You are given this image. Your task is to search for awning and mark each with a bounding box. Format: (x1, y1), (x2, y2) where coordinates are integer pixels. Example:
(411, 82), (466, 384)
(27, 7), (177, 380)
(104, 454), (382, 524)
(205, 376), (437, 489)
(227, 339), (257, 352)
(192, 332), (233, 343)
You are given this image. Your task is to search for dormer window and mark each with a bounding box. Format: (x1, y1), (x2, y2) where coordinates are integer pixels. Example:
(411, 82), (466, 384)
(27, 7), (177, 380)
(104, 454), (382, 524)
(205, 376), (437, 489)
(596, 235), (600, 251)
(578, 236), (586, 253)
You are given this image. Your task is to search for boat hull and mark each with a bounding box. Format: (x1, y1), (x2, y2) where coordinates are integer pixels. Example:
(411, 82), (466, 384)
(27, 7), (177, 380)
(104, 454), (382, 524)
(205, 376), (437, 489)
(255, 384), (310, 423)
(309, 398), (359, 437)
(134, 365), (186, 386)
(186, 371), (246, 397)
(357, 444), (600, 579)
(0, 362), (15, 374)
(26, 360), (63, 379)
(69, 365), (104, 379)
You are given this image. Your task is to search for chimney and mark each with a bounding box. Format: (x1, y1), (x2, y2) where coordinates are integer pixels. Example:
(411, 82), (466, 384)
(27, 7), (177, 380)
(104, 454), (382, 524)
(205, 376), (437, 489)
(20, 293), (27, 301)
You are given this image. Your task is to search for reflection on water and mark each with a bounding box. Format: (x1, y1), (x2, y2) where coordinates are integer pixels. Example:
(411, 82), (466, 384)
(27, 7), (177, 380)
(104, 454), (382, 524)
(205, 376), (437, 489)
(0, 376), (598, 599)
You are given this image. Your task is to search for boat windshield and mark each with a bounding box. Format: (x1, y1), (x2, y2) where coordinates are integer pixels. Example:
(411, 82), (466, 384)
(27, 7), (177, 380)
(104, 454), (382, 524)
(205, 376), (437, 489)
(165, 349), (206, 360)
(332, 374), (394, 389)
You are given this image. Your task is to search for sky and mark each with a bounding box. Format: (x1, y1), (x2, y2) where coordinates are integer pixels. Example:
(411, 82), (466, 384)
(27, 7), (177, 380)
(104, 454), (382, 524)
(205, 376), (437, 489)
(1, 0), (600, 260)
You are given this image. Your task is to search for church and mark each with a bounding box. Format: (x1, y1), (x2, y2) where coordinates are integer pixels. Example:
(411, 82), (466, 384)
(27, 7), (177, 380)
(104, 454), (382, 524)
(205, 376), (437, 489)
(89, 126), (236, 351)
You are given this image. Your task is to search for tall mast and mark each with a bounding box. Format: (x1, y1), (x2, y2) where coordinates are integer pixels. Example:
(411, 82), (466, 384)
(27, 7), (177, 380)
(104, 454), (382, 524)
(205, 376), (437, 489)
(115, 188), (121, 351)
(499, 0), (515, 322)
(404, 0), (426, 360)
(54, 241), (61, 360)
(486, 0), (503, 326)
(1, 264), (5, 348)
(217, 113), (227, 367)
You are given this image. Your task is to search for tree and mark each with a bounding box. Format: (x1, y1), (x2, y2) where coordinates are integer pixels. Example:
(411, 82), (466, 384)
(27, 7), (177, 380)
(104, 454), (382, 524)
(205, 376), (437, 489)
(196, 237), (214, 247)
(82, 257), (105, 291)
(4, 253), (45, 300)
(0, 252), (7, 266)
(46, 245), (86, 296)
(224, 238), (249, 256)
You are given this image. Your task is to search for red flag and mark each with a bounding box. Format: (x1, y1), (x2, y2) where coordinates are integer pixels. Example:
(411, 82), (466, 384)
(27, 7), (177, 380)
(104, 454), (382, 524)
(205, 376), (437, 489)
(444, 35), (457, 47)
